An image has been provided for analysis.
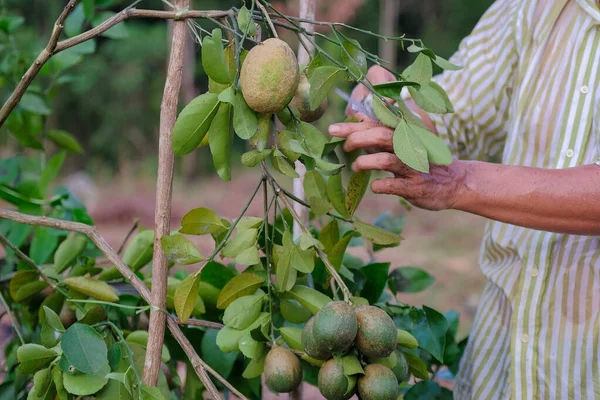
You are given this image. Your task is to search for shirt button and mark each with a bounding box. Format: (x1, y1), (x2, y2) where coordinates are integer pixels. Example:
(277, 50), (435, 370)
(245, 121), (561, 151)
(531, 268), (539, 277)
(581, 86), (589, 94)
(566, 149), (574, 158)
(521, 334), (530, 343)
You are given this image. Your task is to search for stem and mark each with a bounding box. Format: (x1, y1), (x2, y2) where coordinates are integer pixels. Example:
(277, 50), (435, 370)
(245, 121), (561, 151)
(177, 318), (224, 330)
(256, 0), (278, 38)
(262, 168), (352, 302)
(144, 0), (188, 386)
(0, 290), (24, 345)
(193, 178), (265, 278)
(0, 209), (227, 399)
(278, 186), (353, 223)
(263, 180), (275, 342)
(93, 321), (143, 399)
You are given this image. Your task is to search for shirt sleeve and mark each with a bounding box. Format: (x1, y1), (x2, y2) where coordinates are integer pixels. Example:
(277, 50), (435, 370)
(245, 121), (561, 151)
(396, 0), (519, 161)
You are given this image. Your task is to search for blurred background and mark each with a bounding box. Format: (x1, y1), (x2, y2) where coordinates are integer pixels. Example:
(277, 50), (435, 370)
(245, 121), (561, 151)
(0, 0), (495, 336)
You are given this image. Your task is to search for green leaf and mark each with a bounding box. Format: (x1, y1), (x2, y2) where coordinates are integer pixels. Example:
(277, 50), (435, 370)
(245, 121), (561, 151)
(9, 270), (38, 300)
(237, 217), (264, 232)
(404, 380), (453, 400)
(309, 66), (344, 110)
(272, 151), (299, 178)
(372, 96), (401, 129)
(299, 231), (322, 251)
(373, 81), (421, 99)
(15, 281), (49, 303)
(251, 113), (271, 151)
(92, 12), (128, 39)
(360, 262), (391, 303)
(354, 219), (402, 246)
(41, 306), (65, 348)
(397, 329), (419, 349)
(222, 228), (258, 259)
(201, 329), (237, 379)
(429, 81), (454, 112)
(160, 234), (203, 265)
(17, 344), (58, 374)
(412, 306), (449, 362)
(345, 170), (371, 216)
(20, 93), (51, 116)
(314, 158), (345, 175)
(202, 29), (230, 85)
(243, 351), (266, 379)
(341, 354), (364, 376)
(62, 364), (110, 396)
(29, 367), (56, 400)
(237, 6), (257, 36)
(223, 294), (264, 330)
(54, 235), (87, 273)
(174, 274), (200, 322)
(299, 122), (328, 158)
(408, 83), (452, 114)
(63, 277), (119, 302)
(141, 384), (165, 400)
(125, 331), (170, 363)
(286, 285), (332, 314)
(304, 170), (332, 215)
(402, 351), (429, 380)
(433, 55), (462, 71)
(274, 242), (297, 292)
(280, 299), (311, 324)
(233, 92), (258, 139)
(64, 4), (85, 37)
(388, 267), (434, 293)
(208, 102), (234, 181)
(216, 273), (265, 309)
(241, 149), (273, 167)
(319, 220), (340, 253)
(326, 174), (350, 219)
(30, 227), (59, 265)
(107, 343), (121, 370)
(95, 377), (129, 400)
(402, 53), (432, 87)
(122, 229), (154, 270)
(340, 38), (367, 79)
(172, 93), (220, 156)
(83, 0), (95, 20)
(278, 130), (301, 161)
(279, 327), (303, 351)
(61, 323), (109, 375)
(217, 86), (234, 104)
(239, 332), (264, 359)
(393, 119), (429, 173)
(216, 326), (246, 352)
(39, 151), (66, 196)
(236, 246), (260, 266)
(180, 207), (225, 235)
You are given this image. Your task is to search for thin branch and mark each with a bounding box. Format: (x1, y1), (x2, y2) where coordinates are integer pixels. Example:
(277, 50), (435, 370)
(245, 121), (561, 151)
(0, 290), (24, 345)
(117, 218), (139, 255)
(177, 318), (225, 330)
(256, 0), (279, 38)
(143, 0), (188, 386)
(0, 209), (230, 398)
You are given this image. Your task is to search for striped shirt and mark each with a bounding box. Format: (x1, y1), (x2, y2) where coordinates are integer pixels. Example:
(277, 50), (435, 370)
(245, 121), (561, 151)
(401, 0), (600, 398)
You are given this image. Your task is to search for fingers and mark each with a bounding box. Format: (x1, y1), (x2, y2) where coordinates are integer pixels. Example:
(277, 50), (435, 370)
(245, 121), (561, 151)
(329, 118), (382, 138)
(343, 127), (394, 153)
(371, 178), (412, 197)
(352, 153), (411, 176)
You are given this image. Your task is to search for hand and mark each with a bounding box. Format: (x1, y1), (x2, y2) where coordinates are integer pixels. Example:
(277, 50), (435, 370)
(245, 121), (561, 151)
(329, 112), (394, 154)
(345, 65), (396, 117)
(352, 153), (467, 211)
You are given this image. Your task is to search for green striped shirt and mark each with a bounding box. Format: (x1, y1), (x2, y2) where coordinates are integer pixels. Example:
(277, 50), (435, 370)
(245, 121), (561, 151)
(404, 0), (600, 398)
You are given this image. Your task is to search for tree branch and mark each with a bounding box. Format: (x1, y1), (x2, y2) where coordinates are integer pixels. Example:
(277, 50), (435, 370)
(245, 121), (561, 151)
(0, 209), (241, 399)
(143, 0), (188, 386)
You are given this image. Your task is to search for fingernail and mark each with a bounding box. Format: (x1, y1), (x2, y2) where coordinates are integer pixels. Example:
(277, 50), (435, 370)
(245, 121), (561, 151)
(329, 125), (340, 134)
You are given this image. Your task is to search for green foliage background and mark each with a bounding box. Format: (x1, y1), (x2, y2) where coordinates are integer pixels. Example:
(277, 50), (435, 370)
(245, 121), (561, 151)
(1, 0), (492, 175)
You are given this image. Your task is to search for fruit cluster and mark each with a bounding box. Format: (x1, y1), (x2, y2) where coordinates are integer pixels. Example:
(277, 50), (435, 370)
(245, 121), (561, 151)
(263, 301), (413, 400)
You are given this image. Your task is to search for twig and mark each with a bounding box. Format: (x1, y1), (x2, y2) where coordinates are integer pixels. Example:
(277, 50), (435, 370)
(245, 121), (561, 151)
(0, 6), (232, 128)
(0, 209), (227, 398)
(0, 290), (24, 345)
(177, 318), (225, 330)
(143, 0), (188, 386)
(117, 218), (139, 255)
(256, 0), (278, 38)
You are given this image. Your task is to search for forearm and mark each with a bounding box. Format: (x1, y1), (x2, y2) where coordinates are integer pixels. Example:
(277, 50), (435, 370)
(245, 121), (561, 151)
(455, 161), (600, 235)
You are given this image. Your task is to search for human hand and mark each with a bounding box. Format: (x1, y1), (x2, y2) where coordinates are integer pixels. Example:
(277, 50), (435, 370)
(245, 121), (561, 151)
(352, 153), (466, 211)
(329, 112), (394, 154)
